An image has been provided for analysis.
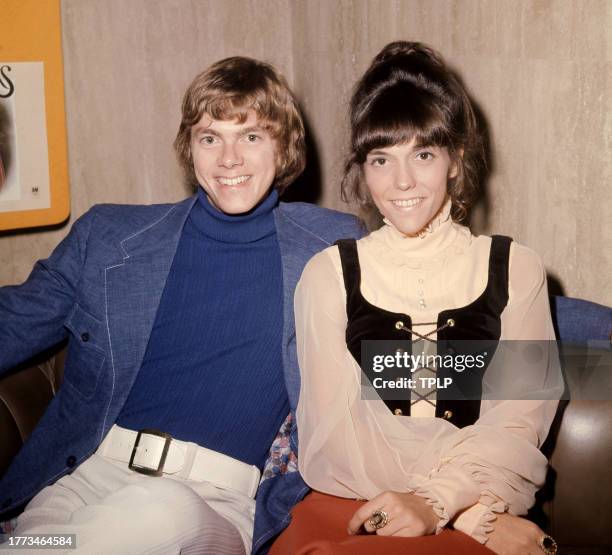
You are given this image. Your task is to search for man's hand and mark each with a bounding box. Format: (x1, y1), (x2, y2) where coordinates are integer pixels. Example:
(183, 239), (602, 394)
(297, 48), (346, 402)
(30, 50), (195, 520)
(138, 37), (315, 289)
(485, 513), (551, 555)
(347, 491), (441, 537)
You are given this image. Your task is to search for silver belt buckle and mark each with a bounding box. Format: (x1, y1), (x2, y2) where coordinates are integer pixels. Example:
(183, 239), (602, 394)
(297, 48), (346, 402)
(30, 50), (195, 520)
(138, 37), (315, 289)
(128, 429), (172, 477)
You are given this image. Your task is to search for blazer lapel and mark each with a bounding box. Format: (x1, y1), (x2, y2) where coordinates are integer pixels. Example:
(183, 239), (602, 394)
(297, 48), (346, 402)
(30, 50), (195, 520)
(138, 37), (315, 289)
(274, 204), (331, 413)
(103, 197), (196, 415)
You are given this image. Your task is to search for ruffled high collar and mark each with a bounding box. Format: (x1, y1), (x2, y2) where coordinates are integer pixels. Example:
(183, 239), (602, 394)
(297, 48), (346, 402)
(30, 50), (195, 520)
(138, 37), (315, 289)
(370, 198), (471, 268)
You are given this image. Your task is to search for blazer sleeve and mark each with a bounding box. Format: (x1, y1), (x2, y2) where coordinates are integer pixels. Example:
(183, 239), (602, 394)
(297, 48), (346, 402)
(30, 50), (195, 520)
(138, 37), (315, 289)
(0, 208), (96, 373)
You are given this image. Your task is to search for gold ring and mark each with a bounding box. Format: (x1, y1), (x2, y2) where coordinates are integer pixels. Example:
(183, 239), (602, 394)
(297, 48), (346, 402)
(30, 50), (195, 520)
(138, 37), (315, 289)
(368, 509), (389, 530)
(538, 534), (557, 554)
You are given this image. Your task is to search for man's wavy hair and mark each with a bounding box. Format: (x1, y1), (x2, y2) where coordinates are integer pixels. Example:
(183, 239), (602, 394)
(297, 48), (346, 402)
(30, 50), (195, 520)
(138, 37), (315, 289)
(174, 56), (306, 194)
(341, 41), (485, 224)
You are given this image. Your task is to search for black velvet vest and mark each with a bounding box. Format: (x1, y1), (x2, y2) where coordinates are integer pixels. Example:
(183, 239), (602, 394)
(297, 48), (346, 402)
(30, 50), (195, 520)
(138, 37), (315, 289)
(336, 235), (512, 428)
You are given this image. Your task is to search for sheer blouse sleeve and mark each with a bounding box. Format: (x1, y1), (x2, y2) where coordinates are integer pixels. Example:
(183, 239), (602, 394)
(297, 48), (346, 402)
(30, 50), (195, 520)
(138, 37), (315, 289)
(295, 242), (562, 538)
(295, 248), (367, 497)
(451, 243), (563, 541)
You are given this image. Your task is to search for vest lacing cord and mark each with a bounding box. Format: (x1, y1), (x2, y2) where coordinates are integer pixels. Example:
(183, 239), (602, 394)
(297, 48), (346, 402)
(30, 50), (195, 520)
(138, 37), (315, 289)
(394, 318), (455, 342)
(392, 318), (456, 407)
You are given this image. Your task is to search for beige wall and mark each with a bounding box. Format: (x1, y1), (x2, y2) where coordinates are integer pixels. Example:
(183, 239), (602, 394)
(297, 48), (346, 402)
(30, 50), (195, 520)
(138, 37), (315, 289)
(1, 0), (610, 306)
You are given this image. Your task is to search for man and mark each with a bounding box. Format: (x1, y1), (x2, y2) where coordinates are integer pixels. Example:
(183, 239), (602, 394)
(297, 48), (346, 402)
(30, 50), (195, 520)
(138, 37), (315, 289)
(0, 57), (363, 554)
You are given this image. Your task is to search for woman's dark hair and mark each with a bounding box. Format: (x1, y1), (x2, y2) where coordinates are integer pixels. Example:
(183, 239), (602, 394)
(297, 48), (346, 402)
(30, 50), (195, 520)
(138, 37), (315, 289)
(341, 41), (485, 223)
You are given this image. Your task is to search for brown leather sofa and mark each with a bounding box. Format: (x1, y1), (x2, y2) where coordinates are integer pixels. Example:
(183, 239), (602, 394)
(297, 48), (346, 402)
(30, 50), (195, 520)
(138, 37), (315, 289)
(1, 316), (611, 553)
(0, 344), (65, 476)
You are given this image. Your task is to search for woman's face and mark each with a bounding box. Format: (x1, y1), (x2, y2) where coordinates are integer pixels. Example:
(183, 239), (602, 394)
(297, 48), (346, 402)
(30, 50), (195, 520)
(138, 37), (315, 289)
(363, 139), (455, 236)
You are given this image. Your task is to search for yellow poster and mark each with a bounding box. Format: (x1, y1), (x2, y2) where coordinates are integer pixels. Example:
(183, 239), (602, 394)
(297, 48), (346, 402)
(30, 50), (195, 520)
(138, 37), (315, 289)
(0, 0), (69, 231)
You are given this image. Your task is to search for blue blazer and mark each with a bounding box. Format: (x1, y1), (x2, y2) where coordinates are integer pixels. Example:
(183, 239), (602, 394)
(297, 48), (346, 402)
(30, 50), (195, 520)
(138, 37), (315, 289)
(0, 196), (364, 552)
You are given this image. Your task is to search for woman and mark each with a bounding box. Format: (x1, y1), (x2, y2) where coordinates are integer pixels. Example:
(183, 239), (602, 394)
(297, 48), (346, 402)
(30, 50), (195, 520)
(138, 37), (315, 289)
(272, 42), (561, 555)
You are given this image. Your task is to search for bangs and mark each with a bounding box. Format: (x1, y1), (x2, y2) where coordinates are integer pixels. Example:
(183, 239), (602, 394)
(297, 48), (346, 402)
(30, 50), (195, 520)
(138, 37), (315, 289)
(353, 83), (451, 161)
(192, 90), (281, 137)
(200, 94), (252, 124)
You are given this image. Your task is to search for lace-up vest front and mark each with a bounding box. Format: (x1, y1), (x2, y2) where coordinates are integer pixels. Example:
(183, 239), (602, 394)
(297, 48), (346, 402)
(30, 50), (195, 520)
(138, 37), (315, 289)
(336, 235), (512, 428)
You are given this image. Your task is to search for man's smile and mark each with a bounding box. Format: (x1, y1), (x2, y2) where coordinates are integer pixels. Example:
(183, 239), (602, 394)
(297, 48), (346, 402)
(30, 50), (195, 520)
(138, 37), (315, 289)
(216, 175), (251, 186)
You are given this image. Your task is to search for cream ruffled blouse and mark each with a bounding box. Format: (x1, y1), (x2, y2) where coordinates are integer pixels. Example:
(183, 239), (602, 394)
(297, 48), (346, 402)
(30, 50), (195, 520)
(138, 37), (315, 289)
(294, 200), (562, 543)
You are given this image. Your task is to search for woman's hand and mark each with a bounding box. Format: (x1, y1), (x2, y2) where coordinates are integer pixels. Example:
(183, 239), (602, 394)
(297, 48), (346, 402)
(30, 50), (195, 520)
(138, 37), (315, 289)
(347, 491), (441, 536)
(485, 513), (552, 555)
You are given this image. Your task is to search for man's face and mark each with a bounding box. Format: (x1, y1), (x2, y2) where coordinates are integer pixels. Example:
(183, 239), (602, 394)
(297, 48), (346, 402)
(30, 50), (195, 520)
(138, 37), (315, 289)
(190, 111), (277, 214)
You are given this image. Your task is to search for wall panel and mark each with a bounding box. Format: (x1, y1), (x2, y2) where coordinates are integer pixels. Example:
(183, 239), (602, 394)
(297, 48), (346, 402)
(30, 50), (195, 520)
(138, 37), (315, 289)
(0, 0), (609, 306)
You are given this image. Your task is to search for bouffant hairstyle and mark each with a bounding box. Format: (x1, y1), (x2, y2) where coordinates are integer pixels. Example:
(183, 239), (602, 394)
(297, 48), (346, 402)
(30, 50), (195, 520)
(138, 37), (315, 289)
(341, 41), (485, 223)
(174, 56), (306, 194)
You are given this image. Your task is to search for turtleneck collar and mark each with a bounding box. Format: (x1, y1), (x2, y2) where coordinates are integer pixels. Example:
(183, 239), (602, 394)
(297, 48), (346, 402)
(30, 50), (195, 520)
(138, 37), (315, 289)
(189, 187), (279, 244)
(375, 197), (471, 261)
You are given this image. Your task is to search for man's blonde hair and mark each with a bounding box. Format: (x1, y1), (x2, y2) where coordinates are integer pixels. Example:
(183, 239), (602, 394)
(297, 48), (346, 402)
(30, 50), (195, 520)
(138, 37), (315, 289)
(174, 57), (306, 193)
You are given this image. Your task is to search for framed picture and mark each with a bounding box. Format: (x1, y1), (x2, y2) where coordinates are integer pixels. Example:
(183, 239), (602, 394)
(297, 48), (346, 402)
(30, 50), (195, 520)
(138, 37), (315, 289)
(0, 0), (69, 231)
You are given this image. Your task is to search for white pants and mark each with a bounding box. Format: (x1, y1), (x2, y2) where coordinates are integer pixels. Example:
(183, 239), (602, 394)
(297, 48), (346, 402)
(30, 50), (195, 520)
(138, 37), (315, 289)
(1, 452), (255, 555)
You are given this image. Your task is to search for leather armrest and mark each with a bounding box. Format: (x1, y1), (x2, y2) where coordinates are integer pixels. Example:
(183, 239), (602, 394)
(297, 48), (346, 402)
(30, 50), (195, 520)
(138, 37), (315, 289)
(0, 343), (66, 478)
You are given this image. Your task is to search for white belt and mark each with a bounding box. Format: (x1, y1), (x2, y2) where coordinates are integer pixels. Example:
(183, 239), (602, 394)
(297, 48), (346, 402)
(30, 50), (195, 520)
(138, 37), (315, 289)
(97, 425), (261, 499)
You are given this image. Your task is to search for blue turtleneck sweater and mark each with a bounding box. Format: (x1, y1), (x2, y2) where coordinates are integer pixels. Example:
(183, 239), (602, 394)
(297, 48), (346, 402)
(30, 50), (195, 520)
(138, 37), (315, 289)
(116, 189), (288, 469)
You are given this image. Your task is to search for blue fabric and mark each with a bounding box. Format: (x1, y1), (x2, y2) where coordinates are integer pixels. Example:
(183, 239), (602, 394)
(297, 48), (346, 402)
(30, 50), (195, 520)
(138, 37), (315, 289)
(192, 187), (279, 243)
(117, 189), (288, 468)
(550, 295), (612, 343)
(0, 195), (364, 552)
